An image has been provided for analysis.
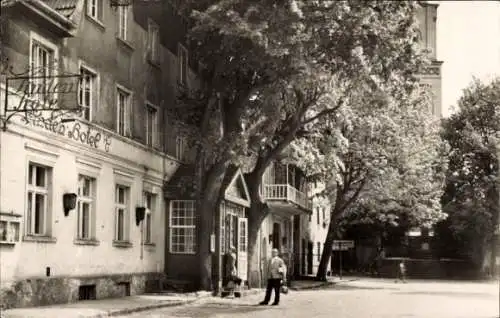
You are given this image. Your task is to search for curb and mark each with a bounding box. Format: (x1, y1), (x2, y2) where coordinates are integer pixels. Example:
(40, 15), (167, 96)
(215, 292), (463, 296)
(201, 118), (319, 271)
(87, 289), (262, 317)
(86, 299), (199, 318)
(289, 278), (360, 291)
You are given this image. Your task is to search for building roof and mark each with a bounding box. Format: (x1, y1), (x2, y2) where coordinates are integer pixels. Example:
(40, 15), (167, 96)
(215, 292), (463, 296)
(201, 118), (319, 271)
(163, 164), (197, 199)
(42, 0), (79, 19)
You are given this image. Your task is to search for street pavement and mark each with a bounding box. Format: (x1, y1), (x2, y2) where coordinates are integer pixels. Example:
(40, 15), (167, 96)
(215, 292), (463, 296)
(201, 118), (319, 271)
(118, 279), (499, 318)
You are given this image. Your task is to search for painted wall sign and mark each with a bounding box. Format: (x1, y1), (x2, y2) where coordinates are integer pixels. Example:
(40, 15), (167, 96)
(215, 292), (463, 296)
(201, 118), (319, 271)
(23, 112), (112, 152)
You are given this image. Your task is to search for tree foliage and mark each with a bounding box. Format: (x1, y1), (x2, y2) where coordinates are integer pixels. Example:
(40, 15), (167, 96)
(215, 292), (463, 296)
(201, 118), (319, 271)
(172, 0), (431, 288)
(440, 77), (500, 271)
(311, 84), (448, 280)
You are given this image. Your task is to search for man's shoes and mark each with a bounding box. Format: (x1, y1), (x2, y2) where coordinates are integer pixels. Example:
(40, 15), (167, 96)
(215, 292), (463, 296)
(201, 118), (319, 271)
(259, 301), (268, 305)
(271, 302), (279, 306)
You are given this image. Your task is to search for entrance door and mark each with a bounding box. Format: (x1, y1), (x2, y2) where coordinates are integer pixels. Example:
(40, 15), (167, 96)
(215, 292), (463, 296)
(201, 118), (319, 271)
(272, 223), (281, 250)
(307, 241), (313, 275)
(237, 217), (248, 282)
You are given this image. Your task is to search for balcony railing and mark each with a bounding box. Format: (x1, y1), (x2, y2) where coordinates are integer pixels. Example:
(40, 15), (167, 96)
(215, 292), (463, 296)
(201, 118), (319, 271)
(261, 184), (313, 211)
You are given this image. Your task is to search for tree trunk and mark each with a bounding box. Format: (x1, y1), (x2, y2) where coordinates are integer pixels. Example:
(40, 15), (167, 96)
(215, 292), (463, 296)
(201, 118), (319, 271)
(246, 170), (268, 289)
(316, 215), (337, 281)
(197, 163), (228, 291)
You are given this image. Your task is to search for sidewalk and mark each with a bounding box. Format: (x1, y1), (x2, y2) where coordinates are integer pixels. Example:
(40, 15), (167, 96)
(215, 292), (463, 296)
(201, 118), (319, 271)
(0, 292), (213, 318)
(0, 279), (357, 318)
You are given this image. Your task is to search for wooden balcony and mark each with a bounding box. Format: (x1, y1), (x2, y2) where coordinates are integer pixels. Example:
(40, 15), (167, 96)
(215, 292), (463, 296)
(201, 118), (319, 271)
(261, 184), (313, 213)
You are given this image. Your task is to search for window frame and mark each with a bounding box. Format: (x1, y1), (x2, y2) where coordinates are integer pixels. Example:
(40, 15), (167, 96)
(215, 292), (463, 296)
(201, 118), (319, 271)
(78, 62), (99, 121)
(316, 206), (320, 225)
(143, 191), (156, 244)
(86, 0), (103, 22)
(169, 200), (196, 254)
(77, 174), (96, 240)
(116, 85), (131, 136)
(147, 19), (160, 63)
(26, 163), (52, 237)
(117, 5), (129, 41)
(177, 44), (189, 86)
(114, 184), (130, 242)
(29, 31), (59, 106)
(145, 102), (158, 147)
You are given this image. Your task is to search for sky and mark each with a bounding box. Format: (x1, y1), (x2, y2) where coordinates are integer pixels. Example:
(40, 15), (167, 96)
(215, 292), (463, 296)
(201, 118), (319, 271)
(432, 1), (500, 117)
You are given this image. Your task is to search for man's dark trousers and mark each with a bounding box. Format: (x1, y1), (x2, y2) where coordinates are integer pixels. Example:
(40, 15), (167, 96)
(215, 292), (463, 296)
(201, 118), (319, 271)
(262, 278), (281, 304)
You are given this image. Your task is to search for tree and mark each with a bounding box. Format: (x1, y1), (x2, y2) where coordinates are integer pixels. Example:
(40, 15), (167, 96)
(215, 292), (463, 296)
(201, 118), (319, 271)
(440, 77), (500, 275)
(174, 1), (428, 289)
(312, 85), (448, 281)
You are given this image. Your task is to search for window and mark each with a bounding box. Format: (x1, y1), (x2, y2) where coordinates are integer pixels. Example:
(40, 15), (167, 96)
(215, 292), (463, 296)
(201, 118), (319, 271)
(176, 136), (186, 161)
(26, 163), (51, 236)
(86, 0), (102, 21)
(79, 66), (97, 121)
(316, 207), (320, 225)
(178, 44), (188, 85)
(148, 20), (160, 63)
(317, 242), (321, 261)
(143, 192), (156, 244)
(77, 175), (95, 240)
(117, 6), (128, 41)
(114, 185), (129, 241)
(146, 104), (158, 147)
(30, 41), (55, 103)
(322, 207), (326, 222)
(116, 88), (130, 136)
(170, 200), (196, 254)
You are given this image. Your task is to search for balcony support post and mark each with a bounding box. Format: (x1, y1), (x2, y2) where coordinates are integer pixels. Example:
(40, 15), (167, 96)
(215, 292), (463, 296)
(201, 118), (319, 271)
(286, 164), (289, 201)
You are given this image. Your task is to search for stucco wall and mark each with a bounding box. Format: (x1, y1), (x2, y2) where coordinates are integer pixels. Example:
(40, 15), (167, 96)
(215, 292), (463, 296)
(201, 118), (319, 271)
(0, 87), (179, 308)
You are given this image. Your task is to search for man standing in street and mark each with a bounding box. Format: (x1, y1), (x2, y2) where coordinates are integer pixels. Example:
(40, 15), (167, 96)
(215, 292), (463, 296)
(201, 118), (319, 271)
(259, 248), (287, 306)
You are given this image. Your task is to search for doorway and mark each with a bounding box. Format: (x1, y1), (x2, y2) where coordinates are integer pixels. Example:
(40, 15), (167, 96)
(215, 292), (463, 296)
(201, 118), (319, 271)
(307, 241), (313, 275)
(272, 222), (281, 250)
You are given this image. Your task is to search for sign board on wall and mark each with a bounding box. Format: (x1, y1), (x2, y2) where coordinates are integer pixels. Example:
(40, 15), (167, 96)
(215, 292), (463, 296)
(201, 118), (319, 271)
(332, 240), (355, 251)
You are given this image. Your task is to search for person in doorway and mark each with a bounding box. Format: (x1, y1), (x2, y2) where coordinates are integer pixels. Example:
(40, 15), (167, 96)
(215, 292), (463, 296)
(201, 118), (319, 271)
(396, 259), (407, 283)
(226, 246), (242, 287)
(259, 248), (287, 306)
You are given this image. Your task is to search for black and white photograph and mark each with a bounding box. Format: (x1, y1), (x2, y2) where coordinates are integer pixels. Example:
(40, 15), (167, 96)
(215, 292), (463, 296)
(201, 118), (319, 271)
(0, 1), (499, 317)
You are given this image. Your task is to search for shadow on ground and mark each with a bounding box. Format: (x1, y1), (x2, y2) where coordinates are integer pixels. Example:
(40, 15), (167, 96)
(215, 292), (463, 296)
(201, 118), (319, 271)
(163, 302), (270, 318)
(299, 284), (396, 291)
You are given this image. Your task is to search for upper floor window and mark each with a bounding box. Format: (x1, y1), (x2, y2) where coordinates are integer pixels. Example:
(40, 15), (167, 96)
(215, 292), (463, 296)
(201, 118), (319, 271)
(86, 0), (103, 22)
(116, 87), (130, 136)
(26, 163), (52, 236)
(79, 66), (98, 121)
(316, 206), (320, 225)
(30, 41), (56, 103)
(146, 103), (158, 147)
(148, 20), (160, 63)
(177, 44), (188, 86)
(117, 6), (128, 41)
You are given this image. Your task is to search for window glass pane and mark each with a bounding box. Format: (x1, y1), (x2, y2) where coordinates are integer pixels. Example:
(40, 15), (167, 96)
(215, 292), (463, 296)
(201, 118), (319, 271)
(117, 209), (124, 240)
(28, 165), (34, 185)
(35, 166), (45, 187)
(82, 202), (90, 238)
(83, 177), (91, 197)
(27, 192), (32, 232)
(0, 221), (7, 241)
(34, 193), (45, 234)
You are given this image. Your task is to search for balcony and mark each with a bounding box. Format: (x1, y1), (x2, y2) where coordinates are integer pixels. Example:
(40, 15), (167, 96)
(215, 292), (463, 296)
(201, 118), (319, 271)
(261, 184), (313, 213)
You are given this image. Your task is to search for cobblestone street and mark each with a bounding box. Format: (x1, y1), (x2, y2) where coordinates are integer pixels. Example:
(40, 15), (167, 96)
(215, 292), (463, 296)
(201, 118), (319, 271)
(120, 279), (498, 318)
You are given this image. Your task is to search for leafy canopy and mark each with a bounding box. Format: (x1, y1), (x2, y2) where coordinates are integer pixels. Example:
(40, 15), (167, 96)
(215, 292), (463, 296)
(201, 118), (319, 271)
(173, 1), (429, 174)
